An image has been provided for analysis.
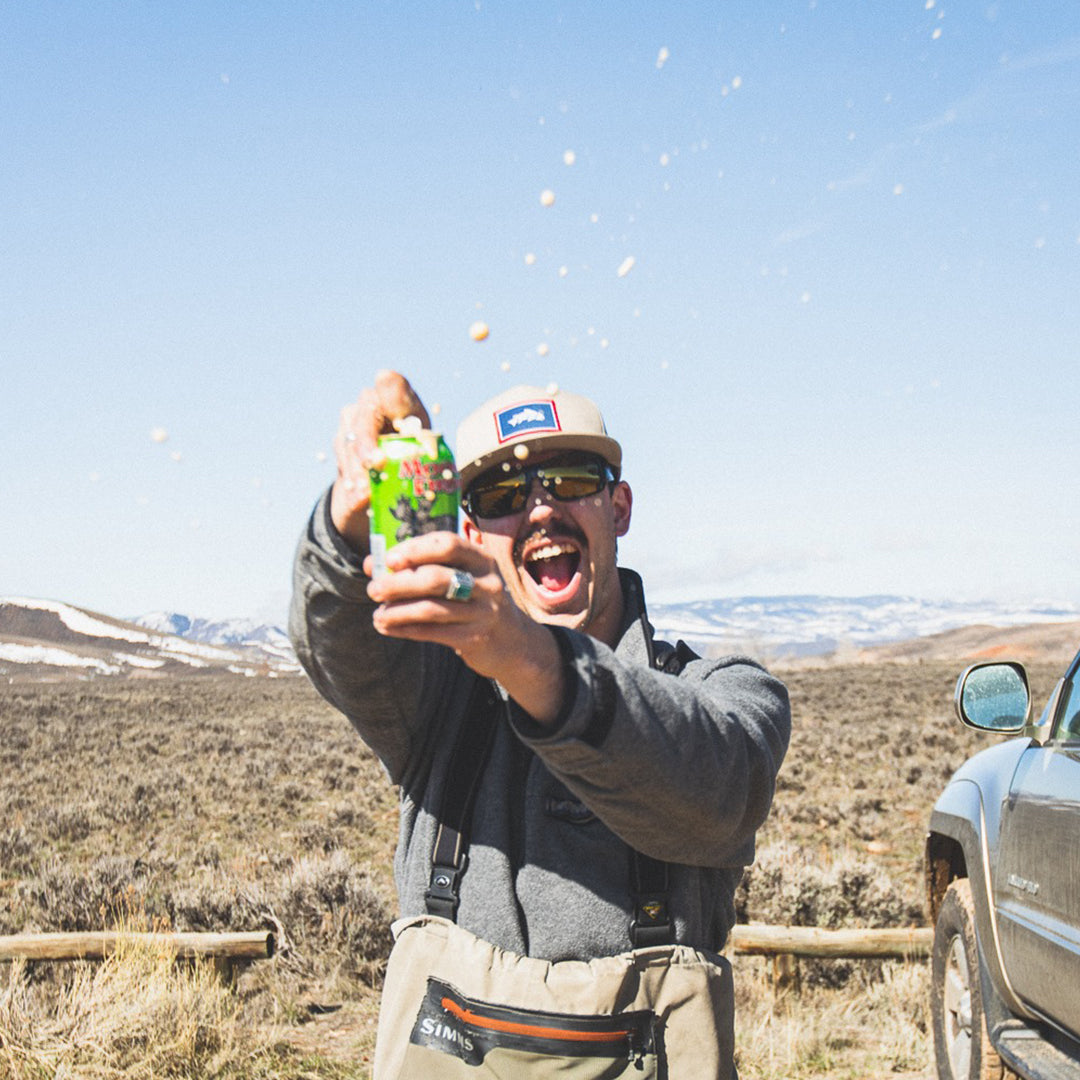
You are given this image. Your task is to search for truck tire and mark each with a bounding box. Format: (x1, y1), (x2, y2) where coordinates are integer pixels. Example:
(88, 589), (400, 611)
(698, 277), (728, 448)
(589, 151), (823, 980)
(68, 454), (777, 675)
(931, 878), (1008, 1080)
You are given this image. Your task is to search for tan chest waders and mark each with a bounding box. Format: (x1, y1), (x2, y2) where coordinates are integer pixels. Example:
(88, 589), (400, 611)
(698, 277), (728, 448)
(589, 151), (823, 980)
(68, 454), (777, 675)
(373, 646), (736, 1079)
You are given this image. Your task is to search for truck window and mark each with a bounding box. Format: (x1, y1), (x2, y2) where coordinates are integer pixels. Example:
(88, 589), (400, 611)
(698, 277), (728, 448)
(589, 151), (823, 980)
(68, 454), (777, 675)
(1054, 678), (1080, 741)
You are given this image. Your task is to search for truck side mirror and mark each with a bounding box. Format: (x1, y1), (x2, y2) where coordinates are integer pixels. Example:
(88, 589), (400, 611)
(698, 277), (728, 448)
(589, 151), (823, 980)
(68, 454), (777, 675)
(954, 661), (1031, 733)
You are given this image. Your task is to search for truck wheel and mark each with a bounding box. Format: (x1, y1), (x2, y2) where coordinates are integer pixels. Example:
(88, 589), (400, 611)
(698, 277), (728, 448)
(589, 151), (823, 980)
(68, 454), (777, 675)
(931, 878), (1006, 1080)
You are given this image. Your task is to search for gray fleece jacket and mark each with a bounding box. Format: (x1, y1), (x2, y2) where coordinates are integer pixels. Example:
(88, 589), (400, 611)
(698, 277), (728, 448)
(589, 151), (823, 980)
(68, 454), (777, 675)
(289, 491), (790, 963)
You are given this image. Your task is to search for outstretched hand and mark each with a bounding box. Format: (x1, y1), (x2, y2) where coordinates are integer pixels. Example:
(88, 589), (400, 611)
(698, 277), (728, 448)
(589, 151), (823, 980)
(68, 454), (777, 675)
(328, 370), (567, 725)
(365, 531), (566, 726)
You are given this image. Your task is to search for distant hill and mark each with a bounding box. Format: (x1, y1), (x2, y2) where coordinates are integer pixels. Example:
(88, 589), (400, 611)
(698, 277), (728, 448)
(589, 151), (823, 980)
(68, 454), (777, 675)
(851, 619), (1080, 667)
(3, 593), (1079, 682)
(0, 598), (300, 682)
(648, 594), (1080, 664)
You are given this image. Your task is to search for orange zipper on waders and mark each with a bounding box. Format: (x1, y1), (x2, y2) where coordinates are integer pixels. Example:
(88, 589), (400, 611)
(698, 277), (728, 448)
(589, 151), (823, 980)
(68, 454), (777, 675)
(440, 996), (647, 1061)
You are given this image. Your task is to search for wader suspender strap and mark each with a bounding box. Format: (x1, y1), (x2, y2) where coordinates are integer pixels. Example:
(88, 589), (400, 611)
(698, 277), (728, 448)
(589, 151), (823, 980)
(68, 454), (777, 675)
(629, 637), (698, 947)
(424, 679), (500, 920)
(629, 851), (672, 947)
(425, 638), (700, 944)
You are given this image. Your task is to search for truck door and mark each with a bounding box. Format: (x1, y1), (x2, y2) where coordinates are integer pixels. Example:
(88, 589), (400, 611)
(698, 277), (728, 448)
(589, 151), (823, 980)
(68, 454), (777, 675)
(996, 676), (1080, 1035)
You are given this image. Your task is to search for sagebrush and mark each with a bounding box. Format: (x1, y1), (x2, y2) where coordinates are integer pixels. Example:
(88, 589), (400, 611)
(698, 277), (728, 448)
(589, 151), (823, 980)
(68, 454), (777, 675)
(1, 662), (1062, 1076)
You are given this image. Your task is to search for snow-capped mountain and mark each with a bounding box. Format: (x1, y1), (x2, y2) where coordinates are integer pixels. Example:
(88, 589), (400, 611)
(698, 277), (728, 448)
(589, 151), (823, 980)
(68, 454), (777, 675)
(134, 595), (1080, 662)
(131, 612), (295, 665)
(647, 594), (1080, 659)
(5, 593), (1080, 682)
(0, 598), (300, 681)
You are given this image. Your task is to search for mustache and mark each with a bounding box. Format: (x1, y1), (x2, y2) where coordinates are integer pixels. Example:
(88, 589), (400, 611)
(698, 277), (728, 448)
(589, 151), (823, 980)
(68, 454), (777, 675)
(513, 522), (587, 563)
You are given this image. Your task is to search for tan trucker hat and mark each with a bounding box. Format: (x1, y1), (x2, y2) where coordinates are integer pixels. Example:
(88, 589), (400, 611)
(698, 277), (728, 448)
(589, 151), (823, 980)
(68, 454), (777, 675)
(456, 384), (622, 490)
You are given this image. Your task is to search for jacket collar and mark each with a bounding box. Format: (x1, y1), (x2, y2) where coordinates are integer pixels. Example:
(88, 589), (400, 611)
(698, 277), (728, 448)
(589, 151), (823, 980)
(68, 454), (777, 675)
(613, 567), (656, 668)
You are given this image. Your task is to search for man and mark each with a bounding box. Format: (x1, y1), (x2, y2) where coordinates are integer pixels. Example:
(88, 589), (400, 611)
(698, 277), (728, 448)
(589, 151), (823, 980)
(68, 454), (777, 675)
(289, 370), (790, 1078)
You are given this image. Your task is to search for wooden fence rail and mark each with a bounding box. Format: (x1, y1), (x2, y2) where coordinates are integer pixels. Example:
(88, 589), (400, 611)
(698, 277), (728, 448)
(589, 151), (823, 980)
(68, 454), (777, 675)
(0, 926), (928, 965)
(730, 924), (933, 960)
(0, 931), (275, 964)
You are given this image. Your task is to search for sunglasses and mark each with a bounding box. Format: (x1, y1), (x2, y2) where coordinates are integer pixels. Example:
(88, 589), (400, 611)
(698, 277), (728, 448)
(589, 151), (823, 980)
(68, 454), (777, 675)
(462, 455), (617, 519)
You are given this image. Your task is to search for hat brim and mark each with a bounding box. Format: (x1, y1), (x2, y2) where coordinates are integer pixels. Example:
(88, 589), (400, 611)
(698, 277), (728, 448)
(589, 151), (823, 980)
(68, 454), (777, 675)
(459, 432), (621, 491)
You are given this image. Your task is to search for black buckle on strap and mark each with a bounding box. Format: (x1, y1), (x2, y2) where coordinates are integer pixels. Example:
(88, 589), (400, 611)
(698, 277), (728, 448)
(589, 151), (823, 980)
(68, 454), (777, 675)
(630, 894), (672, 947)
(425, 860), (466, 919)
(629, 848), (673, 948)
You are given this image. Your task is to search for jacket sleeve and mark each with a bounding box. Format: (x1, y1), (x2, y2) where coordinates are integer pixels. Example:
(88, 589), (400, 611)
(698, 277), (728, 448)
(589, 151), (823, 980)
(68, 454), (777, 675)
(287, 489), (464, 785)
(508, 627), (791, 870)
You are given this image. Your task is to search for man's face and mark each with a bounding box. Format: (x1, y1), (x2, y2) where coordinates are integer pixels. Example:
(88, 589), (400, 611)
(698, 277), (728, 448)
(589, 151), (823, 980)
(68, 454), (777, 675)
(462, 450), (632, 646)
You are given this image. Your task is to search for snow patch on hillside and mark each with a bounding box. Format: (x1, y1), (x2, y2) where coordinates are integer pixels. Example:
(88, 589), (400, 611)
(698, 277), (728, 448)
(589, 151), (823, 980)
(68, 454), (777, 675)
(0, 642), (119, 674)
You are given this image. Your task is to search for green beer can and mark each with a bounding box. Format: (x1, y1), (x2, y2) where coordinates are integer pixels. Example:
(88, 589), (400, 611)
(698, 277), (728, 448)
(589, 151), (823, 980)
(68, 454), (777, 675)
(368, 429), (460, 576)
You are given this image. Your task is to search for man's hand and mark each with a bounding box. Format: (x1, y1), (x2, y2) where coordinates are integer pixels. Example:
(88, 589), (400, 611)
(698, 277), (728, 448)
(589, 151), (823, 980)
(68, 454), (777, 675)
(365, 532), (567, 726)
(330, 370), (431, 550)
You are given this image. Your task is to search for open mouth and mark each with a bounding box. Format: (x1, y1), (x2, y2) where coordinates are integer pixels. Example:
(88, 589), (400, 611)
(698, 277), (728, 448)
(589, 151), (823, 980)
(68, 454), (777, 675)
(523, 541), (582, 594)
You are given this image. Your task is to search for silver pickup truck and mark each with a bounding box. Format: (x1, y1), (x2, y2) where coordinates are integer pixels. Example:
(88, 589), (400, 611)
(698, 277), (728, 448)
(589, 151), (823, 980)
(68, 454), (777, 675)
(926, 653), (1080, 1080)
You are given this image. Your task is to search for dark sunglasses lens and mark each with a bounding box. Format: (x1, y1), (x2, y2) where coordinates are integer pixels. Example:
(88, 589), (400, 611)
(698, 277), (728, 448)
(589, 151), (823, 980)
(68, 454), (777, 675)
(539, 463), (606, 500)
(467, 459), (609, 517)
(470, 475), (528, 517)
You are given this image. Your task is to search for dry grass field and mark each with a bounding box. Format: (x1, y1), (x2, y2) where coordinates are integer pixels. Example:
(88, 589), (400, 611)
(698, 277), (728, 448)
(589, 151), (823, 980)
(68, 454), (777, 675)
(0, 658), (1065, 1078)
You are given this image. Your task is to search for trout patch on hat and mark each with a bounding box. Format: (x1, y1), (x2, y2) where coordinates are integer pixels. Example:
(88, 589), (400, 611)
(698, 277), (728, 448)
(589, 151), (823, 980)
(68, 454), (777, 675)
(495, 399), (561, 443)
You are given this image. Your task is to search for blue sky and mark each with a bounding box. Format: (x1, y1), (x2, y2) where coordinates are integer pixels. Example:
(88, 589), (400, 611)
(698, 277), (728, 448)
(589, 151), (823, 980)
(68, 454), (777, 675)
(3, 2), (1079, 621)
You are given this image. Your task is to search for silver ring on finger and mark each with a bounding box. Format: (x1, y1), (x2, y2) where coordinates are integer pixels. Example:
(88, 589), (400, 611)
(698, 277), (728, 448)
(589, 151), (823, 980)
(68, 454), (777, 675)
(445, 570), (475, 603)
(344, 431), (357, 443)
